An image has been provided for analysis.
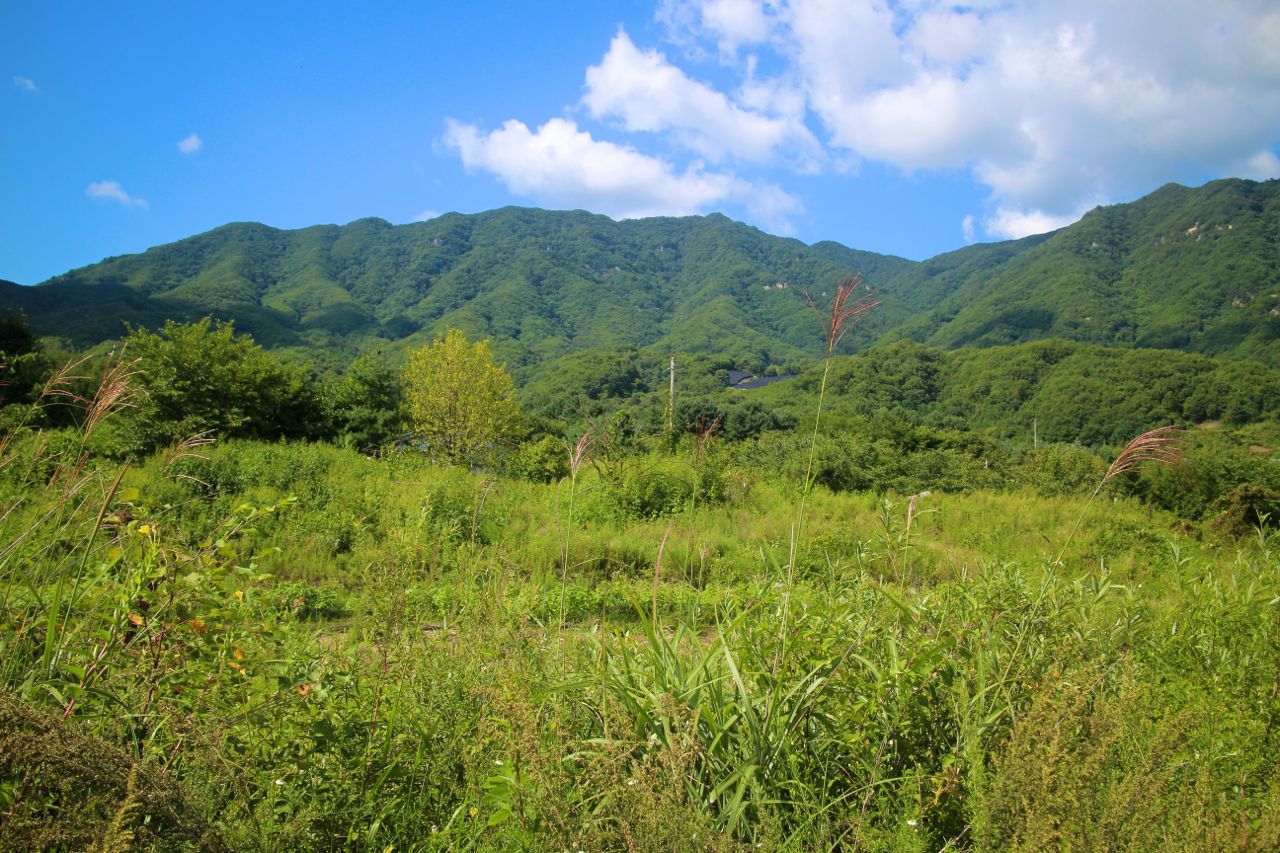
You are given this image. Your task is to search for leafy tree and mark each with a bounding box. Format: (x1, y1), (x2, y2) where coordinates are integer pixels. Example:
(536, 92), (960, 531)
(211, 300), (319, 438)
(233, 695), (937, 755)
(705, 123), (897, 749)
(326, 351), (405, 451)
(403, 329), (520, 465)
(124, 318), (323, 453)
(0, 310), (51, 408)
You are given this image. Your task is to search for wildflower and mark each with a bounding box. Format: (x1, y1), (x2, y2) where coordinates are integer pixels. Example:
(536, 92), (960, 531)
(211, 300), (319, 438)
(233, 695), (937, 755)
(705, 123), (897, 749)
(494, 759), (504, 766)
(907, 819), (918, 827)
(274, 779), (284, 786)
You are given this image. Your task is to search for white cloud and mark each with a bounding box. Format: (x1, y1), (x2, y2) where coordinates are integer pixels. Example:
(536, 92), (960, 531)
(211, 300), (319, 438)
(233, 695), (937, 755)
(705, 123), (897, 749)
(655, 0), (1280, 227)
(584, 30), (820, 167)
(984, 205), (1083, 241)
(12, 76), (39, 94)
(442, 116), (798, 226)
(414, 210), (440, 222)
(86, 180), (148, 209)
(961, 214), (975, 243)
(1237, 149), (1280, 181)
(177, 133), (203, 154)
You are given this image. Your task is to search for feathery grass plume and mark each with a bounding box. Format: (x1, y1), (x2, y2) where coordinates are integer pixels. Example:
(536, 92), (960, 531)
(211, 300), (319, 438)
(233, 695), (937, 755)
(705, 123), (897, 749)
(163, 429), (216, 487)
(804, 274), (881, 356)
(1056, 425), (1183, 565)
(82, 350), (142, 440)
(37, 353), (93, 410)
(688, 413), (722, 587)
(568, 425), (600, 479)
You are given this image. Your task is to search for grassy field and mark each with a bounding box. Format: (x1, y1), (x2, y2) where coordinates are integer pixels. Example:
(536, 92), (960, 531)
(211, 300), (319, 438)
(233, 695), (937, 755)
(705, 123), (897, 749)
(1, 395), (1279, 850)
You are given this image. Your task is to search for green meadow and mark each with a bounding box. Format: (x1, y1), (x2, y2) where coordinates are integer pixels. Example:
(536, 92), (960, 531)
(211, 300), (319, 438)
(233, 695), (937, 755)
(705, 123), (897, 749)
(1, 314), (1279, 851)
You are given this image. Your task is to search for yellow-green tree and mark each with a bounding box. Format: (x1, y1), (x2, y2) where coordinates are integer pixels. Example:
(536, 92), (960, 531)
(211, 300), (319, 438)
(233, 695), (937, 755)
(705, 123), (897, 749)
(403, 329), (520, 465)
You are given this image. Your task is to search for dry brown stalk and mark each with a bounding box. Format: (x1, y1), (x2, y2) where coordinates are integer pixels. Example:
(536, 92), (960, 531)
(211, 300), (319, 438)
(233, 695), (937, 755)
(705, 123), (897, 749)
(652, 521), (674, 626)
(693, 413), (722, 466)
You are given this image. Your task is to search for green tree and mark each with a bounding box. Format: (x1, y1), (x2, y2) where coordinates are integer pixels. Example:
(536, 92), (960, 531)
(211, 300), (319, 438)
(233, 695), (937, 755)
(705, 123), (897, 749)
(326, 351), (405, 451)
(124, 318), (323, 453)
(403, 329), (520, 465)
(0, 310), (51, 409)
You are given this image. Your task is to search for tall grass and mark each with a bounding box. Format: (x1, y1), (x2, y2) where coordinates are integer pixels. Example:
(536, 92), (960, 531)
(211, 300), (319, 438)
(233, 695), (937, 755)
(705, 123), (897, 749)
(2, 354), (1277, 848)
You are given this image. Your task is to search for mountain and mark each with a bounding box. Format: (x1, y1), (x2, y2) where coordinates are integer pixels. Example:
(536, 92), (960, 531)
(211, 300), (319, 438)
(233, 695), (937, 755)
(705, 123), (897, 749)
(2, 178), (1278, 373)
(0, 209), (910, 376)
(876, 178), (1280, 362)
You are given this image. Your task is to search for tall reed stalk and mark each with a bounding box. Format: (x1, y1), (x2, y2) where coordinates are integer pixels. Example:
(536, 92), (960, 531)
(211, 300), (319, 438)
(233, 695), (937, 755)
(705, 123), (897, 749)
(1055, 425), (1182, 565)
(560, 426), (599, 636)
(797, 276), (879, 540)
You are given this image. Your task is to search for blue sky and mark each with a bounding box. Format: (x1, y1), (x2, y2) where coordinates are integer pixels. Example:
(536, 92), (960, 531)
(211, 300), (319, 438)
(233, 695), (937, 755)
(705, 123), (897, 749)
(4, 1), (1278, 284)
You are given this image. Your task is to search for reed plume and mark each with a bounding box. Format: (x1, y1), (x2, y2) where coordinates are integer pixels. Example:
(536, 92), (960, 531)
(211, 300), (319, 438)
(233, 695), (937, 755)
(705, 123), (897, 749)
(1055, 425), (1184, 565)
(805, 274), (881, 356)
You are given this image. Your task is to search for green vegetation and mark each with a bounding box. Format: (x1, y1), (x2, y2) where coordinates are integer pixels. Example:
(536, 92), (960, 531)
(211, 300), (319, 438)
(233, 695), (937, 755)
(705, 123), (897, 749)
(403, 329), (520, 465)
(1, 312), (1278, 849)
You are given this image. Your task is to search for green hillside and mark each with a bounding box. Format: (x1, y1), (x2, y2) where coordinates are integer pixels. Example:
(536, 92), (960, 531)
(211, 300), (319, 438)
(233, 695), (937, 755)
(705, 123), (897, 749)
(0, 209), (910, 376)
(879, 178), (1280, 361)
(750, 338), (1280, 445)
(2, 178), (1278, 373)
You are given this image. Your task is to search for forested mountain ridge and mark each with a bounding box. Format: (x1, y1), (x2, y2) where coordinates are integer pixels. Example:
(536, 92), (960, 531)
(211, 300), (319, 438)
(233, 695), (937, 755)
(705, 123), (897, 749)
(2, 177), (1278, 372)
(878, 178), (1280, 361)
(0, 209), (910, 375)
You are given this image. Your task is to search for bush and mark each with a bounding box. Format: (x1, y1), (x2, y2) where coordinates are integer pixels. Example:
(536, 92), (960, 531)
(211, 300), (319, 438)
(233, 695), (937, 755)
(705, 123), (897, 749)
(1208, 483), (1280, 538)
(269, 581), (347, 619)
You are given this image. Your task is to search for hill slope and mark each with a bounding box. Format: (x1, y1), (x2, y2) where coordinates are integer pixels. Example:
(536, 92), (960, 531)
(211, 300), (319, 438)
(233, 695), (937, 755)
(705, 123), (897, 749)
(0, 210), (909, 375)
(877, 178), (1280, 362)
(2, 178), (1278, 371)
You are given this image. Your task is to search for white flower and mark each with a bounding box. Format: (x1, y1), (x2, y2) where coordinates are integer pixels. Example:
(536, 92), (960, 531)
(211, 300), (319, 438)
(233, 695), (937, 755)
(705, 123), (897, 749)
(494, 759), (504, 766)
(907, 818), (918, 827)
(274, 779), (284, 786)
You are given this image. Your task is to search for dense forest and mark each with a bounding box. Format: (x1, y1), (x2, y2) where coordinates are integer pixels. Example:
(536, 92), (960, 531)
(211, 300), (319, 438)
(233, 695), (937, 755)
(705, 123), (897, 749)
(2, 181), (1280, 850)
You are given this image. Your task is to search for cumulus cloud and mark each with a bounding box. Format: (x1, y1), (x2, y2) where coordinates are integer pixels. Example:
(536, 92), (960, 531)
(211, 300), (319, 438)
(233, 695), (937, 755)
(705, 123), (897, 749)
(442, 116), (798, 227)
(584, 30), (820, 168)
(414, 210), (440, 222)
(12, 76), (39, 94)
(1237, 149), (1280, 181)
(177, 133), (202, 154)
(673, 0), (773, 55)
(86, 180), (148, 209)
(984, 205), (1085, 241)
(961, 214), (975, 243)
(658, 0), (1280, 238)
